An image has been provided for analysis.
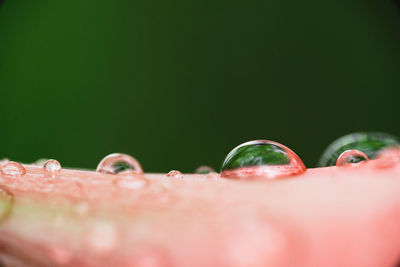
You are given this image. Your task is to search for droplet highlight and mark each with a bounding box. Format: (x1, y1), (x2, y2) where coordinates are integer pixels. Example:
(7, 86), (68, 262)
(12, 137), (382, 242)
(1, 162), (26, 177)
(96, 153), (143, 175)
(166, 170), (183, 178)
(336, 149), (369, 167)
(221, 140), (306, 180)
(44, 159), (62, 174)
(318, 132), (399, 167)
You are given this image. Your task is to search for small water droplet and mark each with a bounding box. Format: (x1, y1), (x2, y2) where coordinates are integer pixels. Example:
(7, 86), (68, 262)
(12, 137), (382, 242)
(1, 162), (26, 177)
(336, 149), (369, 167)
(318, 132), (399, 167)
(113, 177), (149, 190)
(44, 159), (61, 176)
(194, 166), (215, 174)
(221, 140), (306, 180)
(96, 153), (143, 174)
(0, 187), (13, 222)
(166, 170), (183, 178)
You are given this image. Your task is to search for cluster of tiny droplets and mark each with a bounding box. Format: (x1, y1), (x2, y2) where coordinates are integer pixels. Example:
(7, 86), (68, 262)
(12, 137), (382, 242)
(1, 133), (399, 181)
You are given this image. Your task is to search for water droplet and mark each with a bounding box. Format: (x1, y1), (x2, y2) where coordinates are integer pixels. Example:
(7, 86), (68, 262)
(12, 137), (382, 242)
(96, 153), (143, 175)
(0, 187), (13, 222)
(113, 177), (149, 190)
(166, 170), (183, 178)
(221, 140), (306, 179)
(318, 132), (399, 167)
(194, 166), (215, 174)
(336, 149), (369, 167)
(1, 162), (26, 177)
(44, 159), (61, 175)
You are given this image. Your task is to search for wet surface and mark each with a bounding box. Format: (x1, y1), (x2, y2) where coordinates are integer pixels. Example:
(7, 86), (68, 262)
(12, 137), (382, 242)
(0, 159), (399, 266)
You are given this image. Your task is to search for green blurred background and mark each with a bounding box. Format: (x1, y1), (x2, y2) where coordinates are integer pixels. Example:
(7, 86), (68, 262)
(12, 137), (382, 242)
(0, 0), (399, 172)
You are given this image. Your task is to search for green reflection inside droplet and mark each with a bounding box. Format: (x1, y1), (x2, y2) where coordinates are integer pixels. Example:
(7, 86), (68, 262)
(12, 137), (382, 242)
(319, 132), (400, 167)
(222, 141), (290, 171)
(345, 155), (367, 164)
(112, 161), (133, 174)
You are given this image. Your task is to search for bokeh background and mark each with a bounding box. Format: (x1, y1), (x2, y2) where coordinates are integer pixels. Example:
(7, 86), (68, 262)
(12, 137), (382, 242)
(0, 0), (399, 172)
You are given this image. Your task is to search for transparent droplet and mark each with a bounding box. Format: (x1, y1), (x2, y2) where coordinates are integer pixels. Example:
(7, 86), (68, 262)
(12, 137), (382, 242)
(96, 153), (143, 175)
(336, 149), (369, 167)
(166, 170), (183, 178)
(221, 140), (306, 179)
(0, 187), (13, 222)
(44, 159), (62, 174)
(1, 162), (26, 177)
(113, 177), (149, 190)
(318, 132), (399, 167)
(194, 166), (215, 174)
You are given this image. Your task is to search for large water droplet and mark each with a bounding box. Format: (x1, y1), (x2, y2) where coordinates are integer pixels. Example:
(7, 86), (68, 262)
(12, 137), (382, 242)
(166, 170), (183, 178)
(336, 149), (369, 167)
(1, 162), (26, 177)
(0, 187), (13, 222)
(194, 166), (215, 174)
(96, 153), (143, 174)
(318, 132), (399, 167)
(44, 159), (61, 176)
(221, 140), (306, 179)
